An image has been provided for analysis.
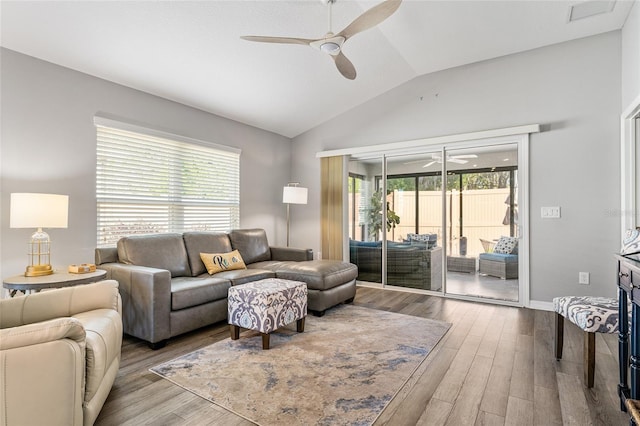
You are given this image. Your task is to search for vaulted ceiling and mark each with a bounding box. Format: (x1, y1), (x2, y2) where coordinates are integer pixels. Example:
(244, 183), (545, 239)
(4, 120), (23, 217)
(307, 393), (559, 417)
(1, 1), (634, 138)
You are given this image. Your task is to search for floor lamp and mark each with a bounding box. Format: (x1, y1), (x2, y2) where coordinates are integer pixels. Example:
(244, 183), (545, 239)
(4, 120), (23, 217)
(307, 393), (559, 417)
(283, 183), (308, 247)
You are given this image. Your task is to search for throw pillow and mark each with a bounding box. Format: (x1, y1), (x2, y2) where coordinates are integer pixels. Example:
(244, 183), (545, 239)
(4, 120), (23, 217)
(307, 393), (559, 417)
(407, 233), (437, 249)
(621, 228), (640, 255)
(493, 236), (518, 254)
(200, 250), (247, 274)
(407, 233), (427, 242)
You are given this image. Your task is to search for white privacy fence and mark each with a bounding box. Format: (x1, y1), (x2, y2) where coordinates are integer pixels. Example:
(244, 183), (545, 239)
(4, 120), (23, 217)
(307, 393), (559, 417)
(348, 188), (514, 256)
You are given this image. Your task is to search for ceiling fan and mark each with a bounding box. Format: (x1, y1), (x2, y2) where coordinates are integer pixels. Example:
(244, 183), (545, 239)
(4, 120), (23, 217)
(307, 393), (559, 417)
(404, 153), (479, 168)
(240, 0), (402, 80)
(422, 153), (478, 168)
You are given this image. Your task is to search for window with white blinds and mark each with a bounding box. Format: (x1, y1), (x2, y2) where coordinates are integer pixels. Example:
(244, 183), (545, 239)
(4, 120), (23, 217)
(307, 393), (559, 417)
(95, 120), (240, 247)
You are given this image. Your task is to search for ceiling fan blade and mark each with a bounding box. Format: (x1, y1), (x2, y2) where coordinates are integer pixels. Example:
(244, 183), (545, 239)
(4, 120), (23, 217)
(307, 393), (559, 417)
(448, 158), (468, 164)
(336, 0), (402, 41)
(332, 51), (356, 80)
(423, 161), (437, 168)
(240, 35), (315, 46)
(451, 154), (478, 159)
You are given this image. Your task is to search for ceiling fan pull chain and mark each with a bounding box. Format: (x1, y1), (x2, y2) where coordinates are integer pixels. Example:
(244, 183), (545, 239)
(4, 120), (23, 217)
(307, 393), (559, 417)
(327, 0), (333, 34)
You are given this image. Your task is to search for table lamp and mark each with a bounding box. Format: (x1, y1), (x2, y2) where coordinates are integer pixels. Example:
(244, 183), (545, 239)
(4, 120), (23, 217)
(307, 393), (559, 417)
(283, 183), (308, 247)
(10, 193), (69, 276)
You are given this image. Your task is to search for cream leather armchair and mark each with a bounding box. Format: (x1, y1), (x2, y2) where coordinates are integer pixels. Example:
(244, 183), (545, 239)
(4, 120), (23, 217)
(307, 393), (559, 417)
(0, 280), (123, 426)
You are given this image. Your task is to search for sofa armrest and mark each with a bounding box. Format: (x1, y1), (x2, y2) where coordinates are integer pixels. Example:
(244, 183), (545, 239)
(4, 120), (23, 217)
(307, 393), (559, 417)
(270, 246), (313, 261)
(0, 317), (85, 350)
(0, 317), (86, 426)
(100, 263), (171, 344)
(95, 247), (119, 265)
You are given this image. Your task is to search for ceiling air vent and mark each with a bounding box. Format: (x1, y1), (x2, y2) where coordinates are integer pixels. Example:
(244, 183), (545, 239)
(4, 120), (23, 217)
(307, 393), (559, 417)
(568, 0), (616, 22)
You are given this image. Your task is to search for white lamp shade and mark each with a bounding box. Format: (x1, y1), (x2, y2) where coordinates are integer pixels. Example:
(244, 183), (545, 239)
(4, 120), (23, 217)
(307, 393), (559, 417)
(283, 186), (308, 205)
(10, 193), (69, 228)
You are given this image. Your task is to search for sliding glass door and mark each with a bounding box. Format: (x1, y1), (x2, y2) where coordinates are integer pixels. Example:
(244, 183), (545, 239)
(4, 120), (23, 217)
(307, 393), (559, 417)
(347, 138), (527, 306)
(444, 145), (520, 302)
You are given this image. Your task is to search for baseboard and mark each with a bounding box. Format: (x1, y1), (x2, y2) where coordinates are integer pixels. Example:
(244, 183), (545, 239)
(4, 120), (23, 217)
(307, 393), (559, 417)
(529, 300), (554, 311)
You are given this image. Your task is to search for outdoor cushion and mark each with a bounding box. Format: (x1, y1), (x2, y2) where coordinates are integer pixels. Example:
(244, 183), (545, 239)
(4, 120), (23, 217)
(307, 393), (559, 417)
(493, 236), (518, 254)
(478, 253), (518, 263)
(407, 233), (437, 248)
(349, 240), (382, 248)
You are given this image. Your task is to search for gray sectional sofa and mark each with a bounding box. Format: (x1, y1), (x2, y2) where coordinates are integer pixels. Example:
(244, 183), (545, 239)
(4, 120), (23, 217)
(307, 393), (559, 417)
(95, 228), (357, 348)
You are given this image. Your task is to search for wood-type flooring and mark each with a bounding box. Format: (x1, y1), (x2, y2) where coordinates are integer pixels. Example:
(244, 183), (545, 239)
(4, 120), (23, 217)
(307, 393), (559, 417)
(95, 286), (628, 425)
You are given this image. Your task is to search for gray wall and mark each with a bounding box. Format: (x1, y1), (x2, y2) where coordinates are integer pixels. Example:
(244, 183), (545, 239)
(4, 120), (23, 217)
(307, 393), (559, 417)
(291, 31), (622, 304)
(622, 2), (640, 229)
(0, 48), (292, 279)
(622, 2), (640, 111)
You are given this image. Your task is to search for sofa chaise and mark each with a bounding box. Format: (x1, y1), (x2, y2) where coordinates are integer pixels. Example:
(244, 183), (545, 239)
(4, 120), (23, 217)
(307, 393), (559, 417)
(95, 228), (357, 348)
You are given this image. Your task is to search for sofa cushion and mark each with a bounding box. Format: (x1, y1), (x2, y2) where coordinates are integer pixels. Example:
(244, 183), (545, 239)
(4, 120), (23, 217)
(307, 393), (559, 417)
(216, 268), (276, 286)
(200, 250), (247, 275)
(274, 260), (358, 291)
(117, 233), (191, 278)
(248, 260), (295, 272)
(183, 232), (233, 276)
(171, 276), (231, 311)
(229, 228), (271, 264)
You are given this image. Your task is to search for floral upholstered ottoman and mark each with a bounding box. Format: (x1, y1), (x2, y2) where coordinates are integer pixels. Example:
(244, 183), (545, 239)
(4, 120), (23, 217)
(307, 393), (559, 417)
(228, 278), (308, 349)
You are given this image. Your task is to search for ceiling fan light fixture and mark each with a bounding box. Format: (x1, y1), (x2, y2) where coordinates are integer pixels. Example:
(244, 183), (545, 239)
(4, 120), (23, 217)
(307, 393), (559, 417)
(320, 41), (341, 54)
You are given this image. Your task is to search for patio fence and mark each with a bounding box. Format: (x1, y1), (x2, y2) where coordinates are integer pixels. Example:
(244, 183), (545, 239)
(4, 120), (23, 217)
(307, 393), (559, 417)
(350, 188), (515, 257)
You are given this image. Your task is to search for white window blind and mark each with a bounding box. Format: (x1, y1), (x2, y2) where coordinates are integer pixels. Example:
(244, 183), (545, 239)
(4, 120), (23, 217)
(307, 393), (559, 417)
(96, 121), (240, 247)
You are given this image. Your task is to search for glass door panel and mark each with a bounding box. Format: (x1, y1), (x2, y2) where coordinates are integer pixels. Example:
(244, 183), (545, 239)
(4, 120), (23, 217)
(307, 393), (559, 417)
(348, 157), (383, 285)
(384, 153), (443, 291)
(444, 145), (519, 302)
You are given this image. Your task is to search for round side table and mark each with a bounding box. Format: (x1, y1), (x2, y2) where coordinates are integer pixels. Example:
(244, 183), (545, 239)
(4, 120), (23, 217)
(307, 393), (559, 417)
(3, 269), (107, 297)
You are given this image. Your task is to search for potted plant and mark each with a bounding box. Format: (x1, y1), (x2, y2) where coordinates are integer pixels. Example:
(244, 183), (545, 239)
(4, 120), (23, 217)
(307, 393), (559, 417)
(366, 190), (400, 240)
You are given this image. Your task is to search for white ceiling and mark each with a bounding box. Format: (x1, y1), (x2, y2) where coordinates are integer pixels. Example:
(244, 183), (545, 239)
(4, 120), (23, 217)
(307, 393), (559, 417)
(0, 0), (634, 138)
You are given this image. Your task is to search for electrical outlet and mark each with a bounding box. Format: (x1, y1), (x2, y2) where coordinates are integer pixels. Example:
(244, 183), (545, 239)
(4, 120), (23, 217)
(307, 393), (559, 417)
(579, 272), (590, 285)
(541, 206), (561, 218)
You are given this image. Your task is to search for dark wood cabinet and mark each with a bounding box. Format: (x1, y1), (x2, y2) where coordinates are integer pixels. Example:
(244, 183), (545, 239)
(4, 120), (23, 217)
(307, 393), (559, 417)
(617, 253), (640, 421)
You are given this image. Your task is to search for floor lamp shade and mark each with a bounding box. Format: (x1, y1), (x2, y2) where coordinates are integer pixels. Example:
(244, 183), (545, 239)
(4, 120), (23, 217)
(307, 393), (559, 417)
(10, 193), (69, 276)
(283, 185), (307, 247)
(282, 186), (308, 205)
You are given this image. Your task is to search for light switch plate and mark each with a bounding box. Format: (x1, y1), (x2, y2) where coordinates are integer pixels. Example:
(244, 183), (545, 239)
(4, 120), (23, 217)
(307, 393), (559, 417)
(541, 206), (561, 218)
(579, 272), (590, 285)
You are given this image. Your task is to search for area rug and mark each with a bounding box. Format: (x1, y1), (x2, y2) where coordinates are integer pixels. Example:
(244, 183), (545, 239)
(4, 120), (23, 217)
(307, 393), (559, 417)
(150, 304), (450, 425)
